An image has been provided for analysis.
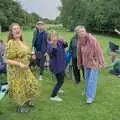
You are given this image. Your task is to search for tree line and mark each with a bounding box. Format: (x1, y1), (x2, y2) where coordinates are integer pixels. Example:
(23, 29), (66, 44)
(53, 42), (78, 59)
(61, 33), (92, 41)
(0, 0), (55, 31)
(59, 0), (120, 33)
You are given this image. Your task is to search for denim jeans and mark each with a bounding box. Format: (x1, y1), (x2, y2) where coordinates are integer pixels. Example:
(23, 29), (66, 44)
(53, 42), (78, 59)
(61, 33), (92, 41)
(84, 68), (99, 100)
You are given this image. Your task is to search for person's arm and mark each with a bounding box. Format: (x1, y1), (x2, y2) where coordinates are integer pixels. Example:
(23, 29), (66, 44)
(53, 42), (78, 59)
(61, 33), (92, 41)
(32, 28), (37, 54)
(47, 42), (57, 58)
(91, 35), (104, 68)
(77, 40), (82, 69)
(5, 59), (27, 68)
(115, 29), (120, 35)
(1, 44), (5, 56)
(62, 41), (68, 48)
(41, 31), (48, 54)
(59, 39), (68, 48)
(104, 60), (117, 69)
(68, 38), (73, 54)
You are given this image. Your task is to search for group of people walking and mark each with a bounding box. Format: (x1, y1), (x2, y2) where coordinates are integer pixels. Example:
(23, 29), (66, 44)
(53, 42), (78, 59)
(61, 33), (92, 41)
(2, 20), (116, 113)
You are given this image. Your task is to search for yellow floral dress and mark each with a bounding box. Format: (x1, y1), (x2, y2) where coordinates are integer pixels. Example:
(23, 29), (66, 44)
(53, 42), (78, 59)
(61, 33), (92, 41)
(6, 39), (40, 105)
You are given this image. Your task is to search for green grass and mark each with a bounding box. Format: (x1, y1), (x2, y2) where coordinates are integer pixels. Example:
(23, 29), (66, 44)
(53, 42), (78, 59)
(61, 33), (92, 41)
(0, 30), (120, 120)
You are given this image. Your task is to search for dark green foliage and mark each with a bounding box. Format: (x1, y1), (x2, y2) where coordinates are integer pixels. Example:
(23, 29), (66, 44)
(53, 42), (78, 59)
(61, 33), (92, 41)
(59, 0), (120, 33)
(0, 0), (40, 31)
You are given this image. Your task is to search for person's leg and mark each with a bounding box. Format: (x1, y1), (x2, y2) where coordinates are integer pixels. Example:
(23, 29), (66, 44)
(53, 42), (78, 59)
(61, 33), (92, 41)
(109, 69), (117, 75)
(109, 68), (120, 76)
(114, 68), (120, 76)
(39, 56), (46, 77)
(84, 68), (90, 96)
(72, 58), (80, 84)
(36, 58), (40, 67)
(86, 68), (99, 103)
(51, 72), (64, 97)
(81, 66), (85, 79)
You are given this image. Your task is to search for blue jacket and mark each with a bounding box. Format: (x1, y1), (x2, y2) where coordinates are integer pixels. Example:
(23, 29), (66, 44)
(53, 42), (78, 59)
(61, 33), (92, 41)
(32, 28), (47, 54)
(47, 40), (68, 74)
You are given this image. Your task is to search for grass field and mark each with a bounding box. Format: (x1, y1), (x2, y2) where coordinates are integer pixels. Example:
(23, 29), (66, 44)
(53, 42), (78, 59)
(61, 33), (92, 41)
(0, 30), (120, 120)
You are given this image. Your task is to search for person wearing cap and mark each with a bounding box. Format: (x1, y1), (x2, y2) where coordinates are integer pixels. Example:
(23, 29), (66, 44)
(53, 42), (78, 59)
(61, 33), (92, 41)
(32, 21), (47, 80)
(68, 26), (84, 84)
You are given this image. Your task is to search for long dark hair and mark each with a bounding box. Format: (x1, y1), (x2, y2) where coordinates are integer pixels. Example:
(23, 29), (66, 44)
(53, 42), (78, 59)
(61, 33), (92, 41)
(8, 23), (23, 42)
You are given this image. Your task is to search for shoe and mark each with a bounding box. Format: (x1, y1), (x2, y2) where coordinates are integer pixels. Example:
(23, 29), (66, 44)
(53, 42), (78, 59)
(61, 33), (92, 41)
(86, 98), (94, 104)
(39, 75), (43, 81)
(1, 85), (9, 92)
(16, 105), (29, 113)
(50, 96), (63, 102)
(59, 89), (64, 94)
(117, 75), (120, 78)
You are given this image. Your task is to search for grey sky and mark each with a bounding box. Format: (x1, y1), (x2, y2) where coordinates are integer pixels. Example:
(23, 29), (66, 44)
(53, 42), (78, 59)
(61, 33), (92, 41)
(17, 0), (61, 19)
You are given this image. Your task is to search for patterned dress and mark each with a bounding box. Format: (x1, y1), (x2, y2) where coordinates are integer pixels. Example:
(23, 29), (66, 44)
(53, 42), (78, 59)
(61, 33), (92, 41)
(6, 39), (40, 105)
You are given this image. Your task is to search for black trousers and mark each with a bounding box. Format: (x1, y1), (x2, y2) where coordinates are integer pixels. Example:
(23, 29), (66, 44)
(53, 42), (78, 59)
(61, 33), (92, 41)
(51, 72), (64, 97)
(109, 68), (120, 76)
(72, 58), (84, 84)
(35, 52), (46, 75)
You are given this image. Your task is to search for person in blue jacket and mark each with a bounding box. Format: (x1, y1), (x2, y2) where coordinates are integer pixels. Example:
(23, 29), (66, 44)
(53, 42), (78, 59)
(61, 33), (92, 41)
(32, 21), (47, 80)
(47, 30), (68, 102)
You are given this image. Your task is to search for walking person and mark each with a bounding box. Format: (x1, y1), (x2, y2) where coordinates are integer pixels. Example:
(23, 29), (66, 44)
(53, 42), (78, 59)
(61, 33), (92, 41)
(77, 26), (104, 104)
(5, 23), (39, 112)
(69, 26), (84, 84)
(32, 21), (47, 80)
(47, 30), (68, 102)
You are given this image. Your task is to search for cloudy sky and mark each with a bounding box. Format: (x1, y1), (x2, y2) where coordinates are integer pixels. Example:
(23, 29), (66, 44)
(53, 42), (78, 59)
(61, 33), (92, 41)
(17, 0), (61, 19)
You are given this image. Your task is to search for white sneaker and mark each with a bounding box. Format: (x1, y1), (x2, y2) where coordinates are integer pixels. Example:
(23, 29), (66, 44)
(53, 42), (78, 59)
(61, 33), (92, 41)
(50, 96), (63, 102)
(1, 85), (9, 91)
(59, 89), (64, 94)
(86, 98), (94, 104)
(39, 75), (43, 81)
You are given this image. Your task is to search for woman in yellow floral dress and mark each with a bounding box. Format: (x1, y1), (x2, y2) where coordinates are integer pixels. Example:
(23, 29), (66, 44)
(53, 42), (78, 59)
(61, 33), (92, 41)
(5, 23), (40, 112)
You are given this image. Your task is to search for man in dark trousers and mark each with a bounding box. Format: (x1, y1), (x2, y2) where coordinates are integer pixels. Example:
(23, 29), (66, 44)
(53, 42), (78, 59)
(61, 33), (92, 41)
(32, 21), (47, 80)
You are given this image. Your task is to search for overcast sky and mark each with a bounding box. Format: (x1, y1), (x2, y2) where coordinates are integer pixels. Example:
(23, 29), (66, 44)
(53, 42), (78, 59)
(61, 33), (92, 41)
(17, 0), (61, 20)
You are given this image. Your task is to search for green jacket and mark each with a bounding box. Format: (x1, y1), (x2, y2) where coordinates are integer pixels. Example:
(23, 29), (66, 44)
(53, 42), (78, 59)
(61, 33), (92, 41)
(105, 59), (120, 70)
(69, 35), (78, 59)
